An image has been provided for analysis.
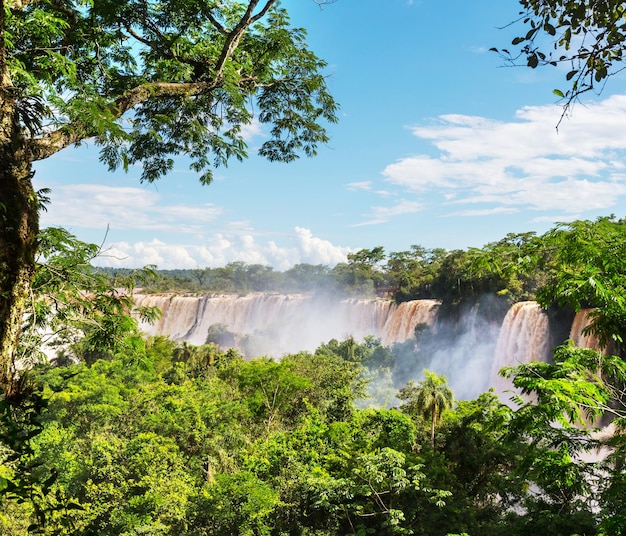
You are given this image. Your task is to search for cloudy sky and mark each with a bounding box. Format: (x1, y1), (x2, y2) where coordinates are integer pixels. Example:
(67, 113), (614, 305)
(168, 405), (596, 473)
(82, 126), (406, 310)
(34, 0), (626, 270)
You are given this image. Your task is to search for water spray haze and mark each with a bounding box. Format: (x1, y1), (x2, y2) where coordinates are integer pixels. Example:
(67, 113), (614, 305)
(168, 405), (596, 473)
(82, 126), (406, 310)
(389, 295), (508, 401)
(134, 292), (439, 358)
(133, 292), (595, 402)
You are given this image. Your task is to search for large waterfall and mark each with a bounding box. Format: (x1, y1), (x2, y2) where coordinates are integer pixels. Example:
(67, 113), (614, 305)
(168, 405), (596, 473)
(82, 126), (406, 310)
(134, 293), (440, 357)
(488, 301), (551, 398)
(134, 293), (598, 400)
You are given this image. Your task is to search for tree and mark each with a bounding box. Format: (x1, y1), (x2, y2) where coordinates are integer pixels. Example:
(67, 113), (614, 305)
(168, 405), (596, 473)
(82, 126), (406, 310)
(398, 370), (454, 448)
(439, 391), (526, 535)
(499, 343), (626, 534)
(0, 0), (338, 391)
(385, 245), (447, 301)
(283, 263), (331, 292)
(205, 323), (237, 349)
(494, 0), (626, 121)
(533, 217), (626, 356)
(18, 227), (159, 368)
(332, 247), (386, 296)
(189, 268), (210, 289)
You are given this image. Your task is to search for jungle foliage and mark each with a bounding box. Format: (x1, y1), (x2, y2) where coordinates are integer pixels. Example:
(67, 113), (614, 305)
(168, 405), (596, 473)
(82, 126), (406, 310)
(3, 0), (626, 531)
(0, 0), (338, 394)
(1, 329), (625, 535)
(1, 215), (626, 535)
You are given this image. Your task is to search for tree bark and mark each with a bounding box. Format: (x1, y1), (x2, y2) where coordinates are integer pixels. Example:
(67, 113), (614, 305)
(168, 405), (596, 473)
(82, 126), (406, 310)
(0, 96), (39, 395)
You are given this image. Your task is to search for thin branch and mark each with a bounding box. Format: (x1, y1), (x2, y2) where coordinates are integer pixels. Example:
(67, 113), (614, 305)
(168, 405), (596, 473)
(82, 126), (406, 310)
(213, 0), (276, 77)
(206, 10), (227, 35)
(28, 80), (216, 160)
(26, 0), (286, 161)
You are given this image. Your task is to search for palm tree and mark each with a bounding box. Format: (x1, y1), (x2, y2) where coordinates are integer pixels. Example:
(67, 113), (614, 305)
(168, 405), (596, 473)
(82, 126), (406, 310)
(398, 370), (454, 448)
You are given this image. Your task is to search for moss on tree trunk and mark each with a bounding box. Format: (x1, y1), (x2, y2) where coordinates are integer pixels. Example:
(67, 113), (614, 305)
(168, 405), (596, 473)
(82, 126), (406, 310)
(0, 103), (39, 395)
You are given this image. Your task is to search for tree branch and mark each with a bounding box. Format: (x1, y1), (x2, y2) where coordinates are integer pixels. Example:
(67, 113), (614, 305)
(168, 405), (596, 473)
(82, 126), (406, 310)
(213, 0), (276, 78)
(0, 0), (8, 91)
(28, 80), (216, 161)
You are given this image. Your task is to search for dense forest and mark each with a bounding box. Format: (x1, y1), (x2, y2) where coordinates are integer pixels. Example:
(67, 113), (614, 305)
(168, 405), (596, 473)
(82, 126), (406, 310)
(97, 241), (530, 304)
(3, 0), (626, 533)
(1, 216), (626, 535)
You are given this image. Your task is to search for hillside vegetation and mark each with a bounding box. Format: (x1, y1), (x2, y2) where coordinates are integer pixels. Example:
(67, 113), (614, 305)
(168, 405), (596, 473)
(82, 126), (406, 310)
(1, 216), (626, 535)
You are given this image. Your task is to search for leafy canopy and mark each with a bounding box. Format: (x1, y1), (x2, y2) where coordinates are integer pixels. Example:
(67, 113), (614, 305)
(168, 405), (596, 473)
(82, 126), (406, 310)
(7, 0), (339, 183)
(493, 0), (626, 120)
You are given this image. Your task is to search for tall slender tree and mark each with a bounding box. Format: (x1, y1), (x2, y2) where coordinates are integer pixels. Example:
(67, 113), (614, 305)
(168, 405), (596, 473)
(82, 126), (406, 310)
(398, 369), (454, 448)
(0, 0), (338, 393)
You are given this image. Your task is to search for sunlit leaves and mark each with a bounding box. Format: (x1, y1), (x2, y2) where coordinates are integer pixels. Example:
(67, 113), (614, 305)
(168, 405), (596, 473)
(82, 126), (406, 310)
(497, 0), (626, 115)
(20, 227), (158, 365)
(498, 342), (626, 526)
(398, 370), (454, 448)
(501, 343), (625, 428)
(5, 1), (337, 180)
(534, 217), (626, 353)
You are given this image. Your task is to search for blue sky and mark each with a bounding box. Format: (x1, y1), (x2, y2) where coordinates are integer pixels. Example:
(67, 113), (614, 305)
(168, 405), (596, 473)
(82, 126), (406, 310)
(34, 0), (626, 270)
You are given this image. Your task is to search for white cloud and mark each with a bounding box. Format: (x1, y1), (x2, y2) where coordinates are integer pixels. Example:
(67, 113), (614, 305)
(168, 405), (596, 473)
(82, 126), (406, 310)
(346, 181), (392, 197)
(92, 227), (352, 270)
(346, 181), (373, 191)
(240, 117), (264, 141)
(294, 227), (352, 265)
(40, 184), (223, 233)
(353, 200), (422, 227)
(382, 93), (626, 214)
(447, 207), (519, 217)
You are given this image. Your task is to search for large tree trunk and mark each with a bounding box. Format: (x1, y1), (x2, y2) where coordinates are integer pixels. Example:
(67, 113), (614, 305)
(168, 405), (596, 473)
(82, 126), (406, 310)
(0, 102), (39, 395)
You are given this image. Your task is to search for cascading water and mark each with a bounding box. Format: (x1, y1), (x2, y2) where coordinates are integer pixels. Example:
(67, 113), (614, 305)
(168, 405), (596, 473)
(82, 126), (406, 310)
(133, 293), (440, 358)
(133, 293), (602, 402)
(489, 301), (551, 399)
(419, 300), (504, 400)
(381, 300), (440, 346)
(569, 308), (608, 353)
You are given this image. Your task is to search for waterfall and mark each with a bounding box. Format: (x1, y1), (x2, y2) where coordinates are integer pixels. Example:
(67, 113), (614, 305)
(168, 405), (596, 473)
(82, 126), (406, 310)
(133, 293), (606, 402)
(134, 293), (440, 357)
(489, 301), (551, 398)
(421, 300), (503, 400)
(381, 300), (440, 346)
(569, 308), (607, 352)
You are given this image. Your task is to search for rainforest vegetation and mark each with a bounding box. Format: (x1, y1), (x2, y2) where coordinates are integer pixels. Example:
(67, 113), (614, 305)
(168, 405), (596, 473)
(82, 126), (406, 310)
(4, 0), (626, 534)
(1, 215), (626, 535)
(101, 216), (626, 316)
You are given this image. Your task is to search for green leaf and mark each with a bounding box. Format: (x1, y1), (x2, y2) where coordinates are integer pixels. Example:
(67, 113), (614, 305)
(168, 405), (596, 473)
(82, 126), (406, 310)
(566, 69), (579, 80)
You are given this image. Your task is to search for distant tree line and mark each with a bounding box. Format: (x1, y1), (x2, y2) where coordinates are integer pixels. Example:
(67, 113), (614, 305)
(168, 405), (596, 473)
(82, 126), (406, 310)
(97, 216), (626, 315)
